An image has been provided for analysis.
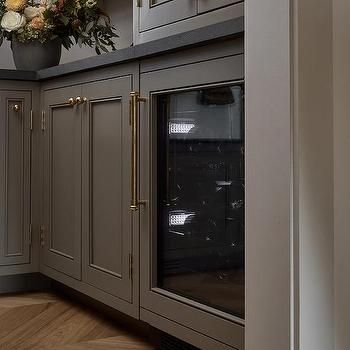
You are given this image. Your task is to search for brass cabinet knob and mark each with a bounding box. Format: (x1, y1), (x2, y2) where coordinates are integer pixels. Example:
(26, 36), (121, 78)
(68, 97), (88, 106)
(12, 104), (20, 112)
(68, 97), (75, 105)
(75, 96), (88, 105)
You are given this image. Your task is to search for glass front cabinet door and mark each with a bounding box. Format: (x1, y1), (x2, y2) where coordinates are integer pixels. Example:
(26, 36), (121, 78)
(139, 49), (245, 350)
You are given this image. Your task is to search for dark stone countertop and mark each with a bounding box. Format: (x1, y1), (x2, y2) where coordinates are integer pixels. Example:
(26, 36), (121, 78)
(0, 17), (243, 82)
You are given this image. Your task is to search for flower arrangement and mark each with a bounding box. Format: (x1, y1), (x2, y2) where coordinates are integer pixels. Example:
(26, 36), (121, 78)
(0, 0), (117, 54)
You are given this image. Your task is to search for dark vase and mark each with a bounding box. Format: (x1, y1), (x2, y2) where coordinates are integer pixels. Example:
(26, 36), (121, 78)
(11, 38), (62, 71)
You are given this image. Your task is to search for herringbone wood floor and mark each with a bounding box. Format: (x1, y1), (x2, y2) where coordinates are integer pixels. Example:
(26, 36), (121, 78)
(0, 292), (155, 350)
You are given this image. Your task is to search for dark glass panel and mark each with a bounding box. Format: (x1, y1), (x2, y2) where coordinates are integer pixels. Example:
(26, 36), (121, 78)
(156, 84), (245, 319)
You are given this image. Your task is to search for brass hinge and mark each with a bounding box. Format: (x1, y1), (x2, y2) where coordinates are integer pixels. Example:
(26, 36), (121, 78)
(29, 224), (32, 246)
(41, 111), (46, 131)
(30, 110), (33, 131)
(129, 253), (133, 280)
(137, 0), (142, 7)
(39, 225), (46, 247)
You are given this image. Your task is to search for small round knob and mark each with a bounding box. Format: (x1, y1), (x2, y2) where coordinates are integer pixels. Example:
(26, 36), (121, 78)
(13, 104), (20, 112)
(75, 96), (82, 105)
(68, 98), (75, 106)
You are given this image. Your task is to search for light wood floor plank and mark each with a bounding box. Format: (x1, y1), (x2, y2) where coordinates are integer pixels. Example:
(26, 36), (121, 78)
(0, 292), (154, 350)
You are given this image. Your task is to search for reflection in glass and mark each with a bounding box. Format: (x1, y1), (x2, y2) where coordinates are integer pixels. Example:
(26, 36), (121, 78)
(156, 84), (245, 319)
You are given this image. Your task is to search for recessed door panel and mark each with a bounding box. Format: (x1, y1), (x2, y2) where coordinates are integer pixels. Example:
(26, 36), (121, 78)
(0, 92), (31, 266)
(82, 77), (134, 302)
(91, 100), (123, 274)
(198, 0), (241, 14)
(42, 86), (82, 280)
(139, 0), (197, 32)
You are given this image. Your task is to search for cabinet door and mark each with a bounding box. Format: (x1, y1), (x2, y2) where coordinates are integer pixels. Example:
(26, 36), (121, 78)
(198, 0), (241, 14)
(0, 91), (31, 266)
(140, 55), (245, 350)
(82, 76), (134, 302)
(138, 0), (197, 32)
(42, 86), (82, 280)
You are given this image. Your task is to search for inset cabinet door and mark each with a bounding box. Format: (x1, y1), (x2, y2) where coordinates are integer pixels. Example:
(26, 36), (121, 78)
(198, 0), (242, 13)
(138, 0), (197, 32)
(82, 76), (134, 302)
(0, 91), (31, 266)
(139, 55), (245, 349)
(42, 86), (82, 280)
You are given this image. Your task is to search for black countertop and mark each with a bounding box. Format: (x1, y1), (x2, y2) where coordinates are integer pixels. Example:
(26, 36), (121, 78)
(0, 17), (243, 82)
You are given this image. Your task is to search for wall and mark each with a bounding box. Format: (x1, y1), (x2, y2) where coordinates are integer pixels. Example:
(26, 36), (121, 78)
(294, 1), (334, 350)
(0, 0), (133, 69)
(334, 2), (350, 350)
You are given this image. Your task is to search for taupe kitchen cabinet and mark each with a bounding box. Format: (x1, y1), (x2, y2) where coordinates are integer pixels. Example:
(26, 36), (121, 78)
(0, 90), (32, 267)
(81, 76), (134, 303)
(40, 64), (140, 318)
(41, 85), (83, 280)
(139, 40), (245, 350)
(134, 0), (244, 43)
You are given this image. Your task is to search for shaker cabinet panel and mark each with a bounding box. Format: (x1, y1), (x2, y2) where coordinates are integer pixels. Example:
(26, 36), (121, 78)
(198, 0), (242, 13)
(42, 86), (82, 280)
(138, 0), (197, 32)
(82, 76), (134, 302)
(0, 91), (31, 266)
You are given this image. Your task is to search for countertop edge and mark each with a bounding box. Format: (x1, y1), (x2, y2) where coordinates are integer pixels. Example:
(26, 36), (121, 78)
(0, 17), (244, 82)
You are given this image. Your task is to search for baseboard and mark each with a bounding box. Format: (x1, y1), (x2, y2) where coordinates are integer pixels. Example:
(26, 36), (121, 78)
(0, 273), (51, 295)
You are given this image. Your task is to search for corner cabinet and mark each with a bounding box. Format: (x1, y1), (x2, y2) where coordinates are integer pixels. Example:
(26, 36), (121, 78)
(40, 64), (140, 318)
(138, 40), (245, 350)
(0, 91), (32, 267)
(134, 0), (244, 44)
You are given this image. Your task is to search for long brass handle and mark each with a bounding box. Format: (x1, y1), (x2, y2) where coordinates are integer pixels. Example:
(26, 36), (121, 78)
(130, 91), (146, 211)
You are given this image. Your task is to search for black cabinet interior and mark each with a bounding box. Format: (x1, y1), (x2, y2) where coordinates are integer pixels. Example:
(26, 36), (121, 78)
(156, 84), (245, 319)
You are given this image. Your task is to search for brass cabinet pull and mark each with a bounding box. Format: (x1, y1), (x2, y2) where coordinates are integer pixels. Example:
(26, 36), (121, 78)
(130, 91), (146, 211)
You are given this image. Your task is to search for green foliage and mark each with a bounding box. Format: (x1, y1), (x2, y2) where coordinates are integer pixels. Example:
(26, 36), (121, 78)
(0, 0), (118, 54)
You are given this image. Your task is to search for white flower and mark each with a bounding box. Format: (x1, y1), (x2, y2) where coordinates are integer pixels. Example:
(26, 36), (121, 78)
(85, 0), (97, 9)
(1, 11), (26, 32)
(40, 0), (54, 7)
(24, 6), (43, 20)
